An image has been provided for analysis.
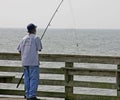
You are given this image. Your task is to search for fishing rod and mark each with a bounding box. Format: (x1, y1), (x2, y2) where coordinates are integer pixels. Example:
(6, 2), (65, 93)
(41, 0), (64, 40)
(16, 0), (64, 88)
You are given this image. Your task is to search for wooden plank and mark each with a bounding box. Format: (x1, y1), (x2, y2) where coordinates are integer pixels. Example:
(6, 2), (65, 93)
(66, 94), (120, 100)
(38, 91), (65, 98)
(68, 81), (116, 89)
(1, 78), (65, 86)
(0, 53), (20, 60)
(40, 53), (120, 64)
(0, 98), (25, 100)
(0, 89), (65, 98)
(0, 98), (46, 100)
(0, 76), (15, 83)
(2, 65), (116, 77)
(41, 68), (64, 74)
(0, 66), (23, 72)
(0, 66), (64, 74)
(65, 62), (73, 100)
(0, 77), (116, 89)
(117, 64), (120, 96)
(0, 76), (15, 78)
(40, 79), (65, 86)
(0, 53), (120, 64)
(62, 67), (116, 77)
(0, 89), (25, 96)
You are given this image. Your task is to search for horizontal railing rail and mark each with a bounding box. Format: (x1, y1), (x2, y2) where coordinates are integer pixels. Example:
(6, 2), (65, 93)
(0, 52), (120, 64)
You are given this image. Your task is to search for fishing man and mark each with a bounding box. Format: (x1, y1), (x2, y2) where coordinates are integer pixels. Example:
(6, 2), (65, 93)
(17, 23), (42, 100)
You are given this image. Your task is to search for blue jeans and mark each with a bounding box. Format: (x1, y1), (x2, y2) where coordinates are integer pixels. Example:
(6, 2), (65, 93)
(24, 66), (40, 98)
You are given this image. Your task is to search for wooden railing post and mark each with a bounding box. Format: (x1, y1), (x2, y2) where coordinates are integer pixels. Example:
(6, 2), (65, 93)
(65, 62), (73, 100)
(117, 64), (120, 96)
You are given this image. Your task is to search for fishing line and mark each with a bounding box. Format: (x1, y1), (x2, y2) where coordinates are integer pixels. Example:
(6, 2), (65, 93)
(68, 0), (79, 48)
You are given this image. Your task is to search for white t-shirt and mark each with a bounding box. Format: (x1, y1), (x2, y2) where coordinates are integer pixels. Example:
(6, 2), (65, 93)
(17, 34), (42, 66)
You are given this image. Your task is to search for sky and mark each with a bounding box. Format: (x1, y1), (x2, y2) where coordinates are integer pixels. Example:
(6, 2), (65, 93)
(0, 0), (120, 29)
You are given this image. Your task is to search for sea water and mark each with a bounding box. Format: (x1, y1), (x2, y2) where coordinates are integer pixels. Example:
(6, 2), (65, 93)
(0, 28), (120, 99)
(0, 28), (120, 56)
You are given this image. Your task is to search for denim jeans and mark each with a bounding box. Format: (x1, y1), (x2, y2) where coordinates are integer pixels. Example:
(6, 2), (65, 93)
(24, 66), (40, 98)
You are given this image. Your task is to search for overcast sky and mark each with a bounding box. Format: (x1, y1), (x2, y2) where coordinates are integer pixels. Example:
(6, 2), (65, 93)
(0, 0), (120, 29)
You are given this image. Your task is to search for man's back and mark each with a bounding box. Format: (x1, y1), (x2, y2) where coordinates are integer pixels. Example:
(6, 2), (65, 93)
(17, 34), (42, 66)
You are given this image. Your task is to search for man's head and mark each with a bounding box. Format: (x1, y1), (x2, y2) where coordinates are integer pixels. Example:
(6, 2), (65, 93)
(27, 23), (37, 34)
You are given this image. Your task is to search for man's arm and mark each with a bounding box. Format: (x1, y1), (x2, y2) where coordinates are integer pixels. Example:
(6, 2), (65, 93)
(36, 37), (43, 51)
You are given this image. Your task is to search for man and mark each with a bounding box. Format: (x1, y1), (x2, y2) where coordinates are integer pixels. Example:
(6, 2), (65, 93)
(17, 23), (42, 100)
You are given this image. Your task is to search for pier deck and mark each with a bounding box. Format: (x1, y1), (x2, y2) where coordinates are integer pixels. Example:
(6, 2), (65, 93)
(0, 98), (45, 100)
(1, 53), (120, 100)
(0, 98), (25, 100)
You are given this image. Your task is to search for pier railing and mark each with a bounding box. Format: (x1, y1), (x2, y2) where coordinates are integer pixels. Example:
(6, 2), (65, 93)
(0, 53), (120, 100)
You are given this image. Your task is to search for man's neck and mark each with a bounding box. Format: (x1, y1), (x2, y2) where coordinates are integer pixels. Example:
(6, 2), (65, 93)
(29, 33), (36, 35)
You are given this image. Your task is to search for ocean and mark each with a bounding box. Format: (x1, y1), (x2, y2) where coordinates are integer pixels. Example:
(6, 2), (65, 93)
(0, 28), (120, 56)
(0, 29), (120, 56)
(0, 28), (120, 99)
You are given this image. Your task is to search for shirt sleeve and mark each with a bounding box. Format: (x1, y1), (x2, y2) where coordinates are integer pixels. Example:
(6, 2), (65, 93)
(35, 37), (43, 51)
(17, 41), (22, 52)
